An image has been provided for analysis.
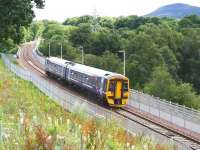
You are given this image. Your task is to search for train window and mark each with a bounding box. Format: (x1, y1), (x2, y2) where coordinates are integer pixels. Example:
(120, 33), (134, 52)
(91, 80), (94, 86)
(85, 76), (88, 83)
(78, 73), (81, 81)
(79, 73), (82, 80)
(103, 79), (107, 92)
(96, 78), (99, 88)
(76, 72), (79, 79)
(70, 71), (74, 78)
(91, 79), (95, 86)
(89, 78), (92, 86)
(109, 80), (115, 92)
(81, 74), (85, 81)
(83, 75), (86, 83)
(123, 81), (128, 92)
(77, 73), (79, 80)
(74, 73), (76, 78)
(87, 78), (90, 85)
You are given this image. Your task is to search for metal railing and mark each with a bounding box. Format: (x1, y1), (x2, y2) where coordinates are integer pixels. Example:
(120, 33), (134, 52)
(1, 53), (193, 149)
(129, 90), (200, 134)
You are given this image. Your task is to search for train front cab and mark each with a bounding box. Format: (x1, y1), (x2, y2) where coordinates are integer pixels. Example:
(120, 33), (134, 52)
(106, 77), (129, 107)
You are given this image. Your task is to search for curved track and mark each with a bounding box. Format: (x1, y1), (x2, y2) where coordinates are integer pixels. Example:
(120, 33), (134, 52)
(18, 42), (200, 150)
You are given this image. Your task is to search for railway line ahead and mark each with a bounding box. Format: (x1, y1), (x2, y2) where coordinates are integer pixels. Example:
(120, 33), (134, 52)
(16, 42), (200, 150)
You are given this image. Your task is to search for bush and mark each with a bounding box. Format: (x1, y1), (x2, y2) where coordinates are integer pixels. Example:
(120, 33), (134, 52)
(0, 38), (17, 54)
(0, 59), (174, 149)
(144, 66), (200, 109)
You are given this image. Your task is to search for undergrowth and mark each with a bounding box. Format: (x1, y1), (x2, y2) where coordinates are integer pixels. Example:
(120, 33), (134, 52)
(0, 59), (174, 150)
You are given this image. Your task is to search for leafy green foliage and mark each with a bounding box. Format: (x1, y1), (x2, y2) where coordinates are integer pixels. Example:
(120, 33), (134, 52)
(99, 51), (122, 72)
(38, 15), (200, 108)
(178, 28), (200, 93)
(144, 66), (200, 109)
(179, 15), (200, 28)
(0, 59), (173, 149)
(69, 23), (92, 48)
(0, 0), (44, 53)
(0, 38), (17, 54)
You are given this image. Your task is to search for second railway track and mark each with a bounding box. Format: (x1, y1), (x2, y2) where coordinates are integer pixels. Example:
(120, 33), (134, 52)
(18, 42), (200, 150)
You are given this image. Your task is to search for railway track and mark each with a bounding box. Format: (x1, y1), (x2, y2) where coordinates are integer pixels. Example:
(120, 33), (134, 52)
(18, 42), (200, 150)
(116, 108), (200, 150)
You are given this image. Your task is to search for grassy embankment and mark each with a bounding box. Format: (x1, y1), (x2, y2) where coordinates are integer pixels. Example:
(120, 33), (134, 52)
(0, 58), (174, 150)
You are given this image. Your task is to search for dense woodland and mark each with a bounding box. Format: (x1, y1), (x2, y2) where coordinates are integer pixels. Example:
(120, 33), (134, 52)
(39, 16), (200, 109)
(0, 0), (200, 109)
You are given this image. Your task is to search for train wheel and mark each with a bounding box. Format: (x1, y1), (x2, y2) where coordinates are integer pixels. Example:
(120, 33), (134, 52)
(46, 71), (50, 76)
(98, 97), (107, 107)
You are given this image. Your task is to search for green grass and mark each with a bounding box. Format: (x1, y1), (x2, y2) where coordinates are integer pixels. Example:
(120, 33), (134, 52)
(0, 59), (174, 150)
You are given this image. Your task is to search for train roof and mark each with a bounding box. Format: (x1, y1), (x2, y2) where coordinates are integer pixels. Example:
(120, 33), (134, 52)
(70, 63), (114, 77)
(46, 57), (125, 78)
(47, 57), (73, 67)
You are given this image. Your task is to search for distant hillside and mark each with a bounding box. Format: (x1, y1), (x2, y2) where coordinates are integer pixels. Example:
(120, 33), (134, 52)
(146, 3), (200, 19)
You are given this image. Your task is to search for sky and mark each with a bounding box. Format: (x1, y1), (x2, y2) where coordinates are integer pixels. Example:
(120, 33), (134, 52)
(34, 0), (200, 22)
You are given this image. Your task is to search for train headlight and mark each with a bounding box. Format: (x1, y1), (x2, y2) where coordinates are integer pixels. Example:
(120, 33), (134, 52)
(108, 99), (114, 105)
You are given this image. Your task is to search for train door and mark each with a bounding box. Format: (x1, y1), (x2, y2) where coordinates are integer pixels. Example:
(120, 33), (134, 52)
(115, 80), (122, 99)
(108, 80), (115, 98)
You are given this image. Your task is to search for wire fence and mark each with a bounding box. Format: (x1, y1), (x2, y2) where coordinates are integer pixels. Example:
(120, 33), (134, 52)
(1, 53), (194, 149)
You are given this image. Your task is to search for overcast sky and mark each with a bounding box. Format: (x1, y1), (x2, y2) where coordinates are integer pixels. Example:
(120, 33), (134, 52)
(34, 0), (200, 22)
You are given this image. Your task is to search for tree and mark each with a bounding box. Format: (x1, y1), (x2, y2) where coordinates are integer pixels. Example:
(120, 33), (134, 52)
(0, 0), (44, 45)
(88, 30), (121, 55)
(137, 22), (183, 52)
(39, 34), (78, 61)
(125, 32), (164, 88)
(159, 46), (179, 80)
(144, 66), (177, 100)
(144, 66), (200, 108)
(174, 83), (200, 109)
(179, 15), (200, 28)
(30, 22), (45, 40)
(99, 17), (115, 29)
(63, 15), (93, 26)
(178, 28), (200, 93)
(83, 54), (101, 68)
(99, 51), (122, 73)
(42, 22), (72, 40)
(69, 23), (92, 48)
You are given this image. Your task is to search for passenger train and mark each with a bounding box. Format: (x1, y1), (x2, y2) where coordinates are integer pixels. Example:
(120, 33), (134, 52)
(45, 57), (130, 107)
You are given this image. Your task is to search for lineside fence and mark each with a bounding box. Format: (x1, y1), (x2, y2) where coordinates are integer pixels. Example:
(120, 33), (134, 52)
(129, 90), (200, 134)
(1, 53), (193, 150)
